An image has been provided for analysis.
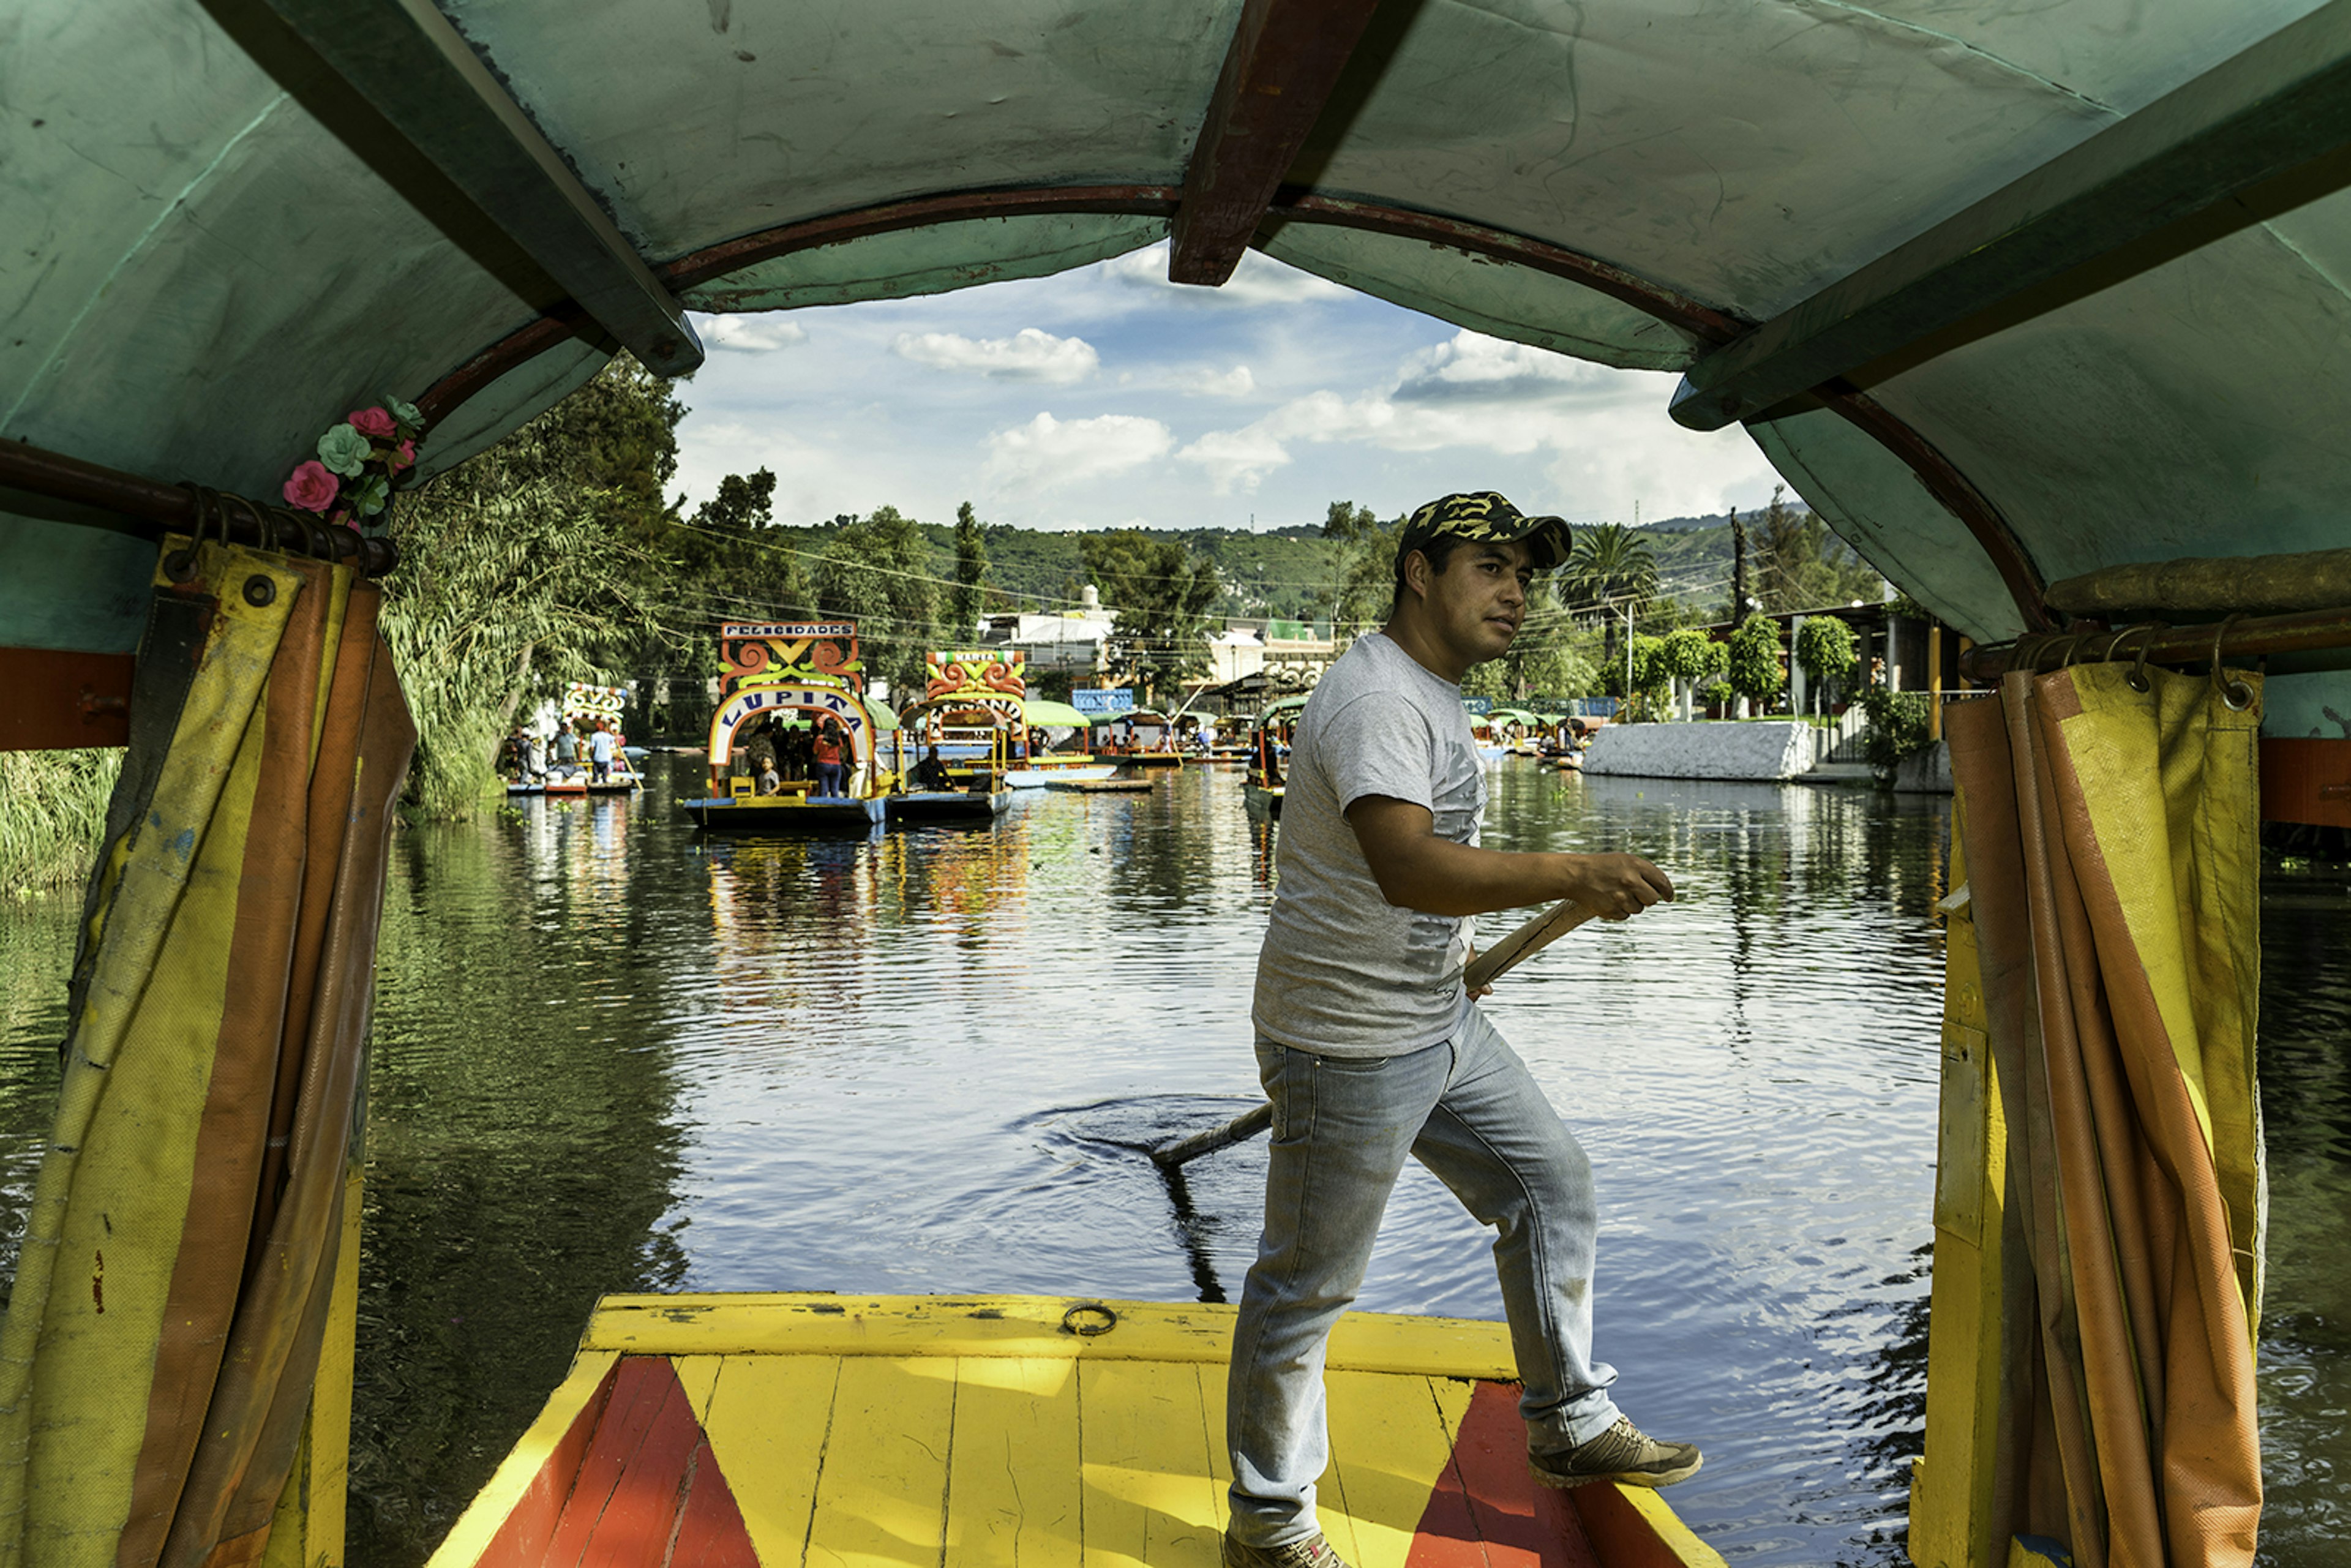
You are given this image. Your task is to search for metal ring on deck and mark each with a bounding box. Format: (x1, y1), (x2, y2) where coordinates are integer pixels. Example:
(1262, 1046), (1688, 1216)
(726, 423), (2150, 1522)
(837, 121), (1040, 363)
(2210, 614), (2255, 711)
(1060, 1302), (1119, 1338)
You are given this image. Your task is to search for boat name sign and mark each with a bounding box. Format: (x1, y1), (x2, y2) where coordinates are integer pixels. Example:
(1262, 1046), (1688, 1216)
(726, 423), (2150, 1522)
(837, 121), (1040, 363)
(710, 685), (867, 767)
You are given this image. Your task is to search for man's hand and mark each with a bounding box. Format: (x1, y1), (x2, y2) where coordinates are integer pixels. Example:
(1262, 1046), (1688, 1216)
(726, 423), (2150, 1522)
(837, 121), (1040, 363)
(1348, 795), (1674, 919)
(1554, 852), (1674, 921)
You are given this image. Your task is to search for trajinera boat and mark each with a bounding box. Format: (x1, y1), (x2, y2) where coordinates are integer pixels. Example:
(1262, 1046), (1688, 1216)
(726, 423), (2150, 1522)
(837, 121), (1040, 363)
(512, 681), (643, 797)
(885, 649), (1019, 822)
(683, 622), (887, 831)
(2, 3), (2342, 1566)
(1245, 695), (1311, 821)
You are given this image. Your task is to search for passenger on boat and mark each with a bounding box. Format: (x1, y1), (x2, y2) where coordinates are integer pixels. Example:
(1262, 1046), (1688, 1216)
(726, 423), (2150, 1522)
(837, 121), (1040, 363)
(1226, 493), (1697, 1568)
(812, 718), (847, 798)
(589, 722), (617, 782)
(911, 745), (954, 792)
(756, 754), (782, 795)
(552, 724), (579, 771)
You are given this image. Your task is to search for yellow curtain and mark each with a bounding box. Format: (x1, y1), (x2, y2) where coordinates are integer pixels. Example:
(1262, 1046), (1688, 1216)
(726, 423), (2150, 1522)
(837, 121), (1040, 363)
(0, 536), (414, 1567)
(1944, 661), (2263, 1568)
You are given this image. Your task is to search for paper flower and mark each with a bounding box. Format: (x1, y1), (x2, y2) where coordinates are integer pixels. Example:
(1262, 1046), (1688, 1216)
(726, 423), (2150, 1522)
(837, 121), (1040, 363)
(391, 438), (417, 472)
(348, 405), (397, 440)
(385, 396), (423, 426)
(354, 474), (391, 517)
(317, 422), (370, 478)
(283, 460), (340, 512)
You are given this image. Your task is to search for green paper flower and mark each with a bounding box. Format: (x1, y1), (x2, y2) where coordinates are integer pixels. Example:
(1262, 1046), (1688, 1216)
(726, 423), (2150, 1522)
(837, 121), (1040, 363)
(385, 396), (423, 426)
(354, 473), (391, 517)
(317, 422), (370, 478)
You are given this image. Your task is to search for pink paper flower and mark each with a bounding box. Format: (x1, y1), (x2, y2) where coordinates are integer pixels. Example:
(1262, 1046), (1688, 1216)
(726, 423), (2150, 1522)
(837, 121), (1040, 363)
(348, 405), (397, 440)
(283, 460), (340, 512)
(391, 439), (416, 471)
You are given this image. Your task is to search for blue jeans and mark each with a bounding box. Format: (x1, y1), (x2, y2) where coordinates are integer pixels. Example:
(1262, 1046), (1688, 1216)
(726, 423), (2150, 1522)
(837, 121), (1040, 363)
(1226, 1007), (1621, 1547)
(816, 761), (845, 797)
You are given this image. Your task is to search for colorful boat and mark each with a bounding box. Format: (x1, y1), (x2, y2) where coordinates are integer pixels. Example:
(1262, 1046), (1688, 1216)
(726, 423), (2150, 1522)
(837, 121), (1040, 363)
(1244, 696), (1309, 821)
(423, 1294), (1723, 1568)
(1091, 708), (1188, 767)
(1005, 764), (1117, 788)
(684, 624), (891, 833)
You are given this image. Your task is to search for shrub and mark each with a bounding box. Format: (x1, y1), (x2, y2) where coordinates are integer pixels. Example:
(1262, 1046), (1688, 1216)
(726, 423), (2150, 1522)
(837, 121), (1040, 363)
(1794, 617), (1857, 712)
(1859, 686), (1935, 776)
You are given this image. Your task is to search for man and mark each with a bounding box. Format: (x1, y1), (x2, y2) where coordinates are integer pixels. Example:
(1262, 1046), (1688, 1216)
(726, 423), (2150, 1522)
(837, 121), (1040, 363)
(1224, 492), (1693, 1568)
(589, 721), (618, 783)
(551, 722), (580, 777)
(911, 744), (954, 792)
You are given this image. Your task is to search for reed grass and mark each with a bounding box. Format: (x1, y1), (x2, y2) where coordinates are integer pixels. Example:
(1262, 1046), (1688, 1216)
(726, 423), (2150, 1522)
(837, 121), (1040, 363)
(0, 748), (121, 895)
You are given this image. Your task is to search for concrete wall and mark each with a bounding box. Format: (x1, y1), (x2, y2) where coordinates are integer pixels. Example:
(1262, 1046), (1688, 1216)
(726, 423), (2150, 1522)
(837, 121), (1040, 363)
(1581, 721), (1818, 781)
(1894, 740), (1954, 794)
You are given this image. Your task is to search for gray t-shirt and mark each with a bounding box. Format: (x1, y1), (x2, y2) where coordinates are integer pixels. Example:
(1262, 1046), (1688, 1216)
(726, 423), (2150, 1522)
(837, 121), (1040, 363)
(1253, 631), (1485, 1056)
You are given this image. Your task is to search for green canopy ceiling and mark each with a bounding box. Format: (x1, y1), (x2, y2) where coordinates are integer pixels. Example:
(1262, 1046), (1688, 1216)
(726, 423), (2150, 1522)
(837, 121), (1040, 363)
(6, 0), (2350, 729)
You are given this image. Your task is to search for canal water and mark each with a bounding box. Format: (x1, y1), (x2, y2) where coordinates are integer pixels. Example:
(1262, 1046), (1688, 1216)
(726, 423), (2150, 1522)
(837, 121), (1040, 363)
(1, 757), (2344, 1566)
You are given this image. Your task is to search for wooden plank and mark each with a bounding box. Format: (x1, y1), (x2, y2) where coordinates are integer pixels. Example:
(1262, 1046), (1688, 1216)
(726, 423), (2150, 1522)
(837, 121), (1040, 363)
(1565, 1486), (1727, 1568)
(1441, 1383), (1600, 1568)
(552, 1357), (702, 1567)
(587, 1296), (1517, 1380)
(806, 1357), (959, 1568)
(944, 1357), (1083, 1568)
(674, 1355), (726, 1422)
(427, 1352), (618, 1568)
(2261, 737), (2351, 828)
(0, 647), (132, 751)
(670, 1436), (762, 1568)
(1078, 1360), (1223, 1568)
(1168, 0), (1387, 286)
(700, 1355), (842, 1567)
(1324, 1373), (1471, 1568)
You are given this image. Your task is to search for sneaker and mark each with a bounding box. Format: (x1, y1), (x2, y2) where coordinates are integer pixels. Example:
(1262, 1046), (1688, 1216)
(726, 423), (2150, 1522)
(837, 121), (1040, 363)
(1528, 1416), (1703, 1489)
(1221, 1531), (1353, 1568)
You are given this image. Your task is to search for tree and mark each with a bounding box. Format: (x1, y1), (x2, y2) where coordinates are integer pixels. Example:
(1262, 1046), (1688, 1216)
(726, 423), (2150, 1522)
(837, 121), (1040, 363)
(948, 501), (991, 639)
(1659, 628), (1719, 721)
(1321, 500), (1397, 634)
(812, 506), (939, 699)
(1750, 483), (1886, 612)
(1559, 522), (1659, 685)
(1725, 612), (1785, 712)
(1076, 530), (1221, 704)
(1793, 615), (1858, 715)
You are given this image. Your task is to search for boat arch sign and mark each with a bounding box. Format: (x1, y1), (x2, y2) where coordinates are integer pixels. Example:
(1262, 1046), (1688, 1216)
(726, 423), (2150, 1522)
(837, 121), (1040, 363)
(708, 682), (869, 768)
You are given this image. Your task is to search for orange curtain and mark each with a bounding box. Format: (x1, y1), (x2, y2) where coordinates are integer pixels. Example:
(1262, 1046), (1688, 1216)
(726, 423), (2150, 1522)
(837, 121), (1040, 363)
(1945, 662), (2263, 1568)
(0, 538), (414, 1567)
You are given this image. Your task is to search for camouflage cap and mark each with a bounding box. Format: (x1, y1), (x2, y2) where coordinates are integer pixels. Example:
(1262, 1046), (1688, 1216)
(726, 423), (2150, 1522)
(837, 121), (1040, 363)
(1397, 491), (1572, 572)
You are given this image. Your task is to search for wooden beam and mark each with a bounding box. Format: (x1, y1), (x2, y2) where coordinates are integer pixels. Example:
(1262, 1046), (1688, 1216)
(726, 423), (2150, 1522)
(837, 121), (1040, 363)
(1670, 0), (2351, 430)
(1, 648), (133, 751)
(202, 0), (703, 376)
(1168, 0), (1387, 287)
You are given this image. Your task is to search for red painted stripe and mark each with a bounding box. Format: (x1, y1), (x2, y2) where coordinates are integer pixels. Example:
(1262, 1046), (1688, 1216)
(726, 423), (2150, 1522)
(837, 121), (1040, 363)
(543, 1357), (691, 1566)
(474, 1363), (621, 1568)
(576, 1364), (705, 1566)
(1409, 1384), (1599, 1568)
(667, 1437), (761, 1568)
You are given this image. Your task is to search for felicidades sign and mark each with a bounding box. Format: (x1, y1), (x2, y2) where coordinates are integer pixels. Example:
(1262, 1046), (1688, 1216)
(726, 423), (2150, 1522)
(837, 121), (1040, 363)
(722, 622), (861, 696)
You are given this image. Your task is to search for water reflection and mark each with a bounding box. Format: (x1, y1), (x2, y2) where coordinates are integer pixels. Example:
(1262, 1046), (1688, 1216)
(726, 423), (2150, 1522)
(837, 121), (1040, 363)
(0, 757), (2340, 1566)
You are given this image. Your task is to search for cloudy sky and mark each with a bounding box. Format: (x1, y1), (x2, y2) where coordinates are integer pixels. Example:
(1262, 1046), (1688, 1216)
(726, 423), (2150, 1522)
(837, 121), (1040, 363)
(671, 241), (1788, 533)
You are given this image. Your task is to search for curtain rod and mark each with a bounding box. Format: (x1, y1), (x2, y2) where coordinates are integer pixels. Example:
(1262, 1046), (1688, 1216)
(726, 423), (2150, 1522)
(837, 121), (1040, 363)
(0, 437), (400, 579)
(1959, 605), (2351, 683)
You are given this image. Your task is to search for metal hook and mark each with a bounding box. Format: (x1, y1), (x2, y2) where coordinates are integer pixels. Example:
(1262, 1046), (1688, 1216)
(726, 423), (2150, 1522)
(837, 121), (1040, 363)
(165, 483), (204, 582)
(2210, 613), (2254, 711)
(2126, 624), (2162, 693)
(2102, 623), (2150, 664)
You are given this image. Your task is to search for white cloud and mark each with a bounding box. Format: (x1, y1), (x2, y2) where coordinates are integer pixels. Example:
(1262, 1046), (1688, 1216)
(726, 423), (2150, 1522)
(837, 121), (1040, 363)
(699, 313), (808, 353)
(891, 327), (1099, 383)
(1176, 330), (1777, 514)
(1103, 242), (1351, 307)
(1179, 364), (1256, 397)
(1178, 427), (1291, 494)
(982, 412), (1174, 493)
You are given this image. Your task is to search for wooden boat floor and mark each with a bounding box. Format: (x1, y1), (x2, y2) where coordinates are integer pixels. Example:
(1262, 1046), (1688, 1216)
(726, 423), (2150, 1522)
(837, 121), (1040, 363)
(433, 1295), (1720, 1568)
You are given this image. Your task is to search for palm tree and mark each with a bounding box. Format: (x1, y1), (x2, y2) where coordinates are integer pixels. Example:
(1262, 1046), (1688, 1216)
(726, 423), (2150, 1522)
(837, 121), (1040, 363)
(1558, 522), (1660, 679)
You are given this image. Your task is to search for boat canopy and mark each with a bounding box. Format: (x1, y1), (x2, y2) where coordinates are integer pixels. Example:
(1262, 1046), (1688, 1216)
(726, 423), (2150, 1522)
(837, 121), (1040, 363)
(7, 1), (2351, 728)
(1019, 700), (1093, 729)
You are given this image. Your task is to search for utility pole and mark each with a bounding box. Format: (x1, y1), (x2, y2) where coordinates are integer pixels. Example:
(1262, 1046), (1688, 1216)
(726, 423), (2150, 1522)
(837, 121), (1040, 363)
(1729, 506), (1747, 625)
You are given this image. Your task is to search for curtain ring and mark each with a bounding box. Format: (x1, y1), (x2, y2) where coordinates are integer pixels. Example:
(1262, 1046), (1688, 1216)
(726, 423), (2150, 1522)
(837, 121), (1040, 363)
(165, 483), (206, 582)
(2126, 624), (2162, 693)
(2210, 613), (2254, 711)
(2102, 623), (2150, 664)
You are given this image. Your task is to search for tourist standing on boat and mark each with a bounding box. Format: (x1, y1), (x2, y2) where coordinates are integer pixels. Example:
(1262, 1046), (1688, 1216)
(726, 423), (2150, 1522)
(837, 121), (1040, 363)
(552, 722), (580, 778)
(812, 717), (848, 798)
(589, 721), (617, 783)
(1224, 492), (1697, 1568)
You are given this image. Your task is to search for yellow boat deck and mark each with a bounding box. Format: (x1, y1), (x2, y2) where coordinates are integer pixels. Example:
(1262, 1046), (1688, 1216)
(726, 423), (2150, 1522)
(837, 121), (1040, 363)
(427, 1295), (1720, 1568)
